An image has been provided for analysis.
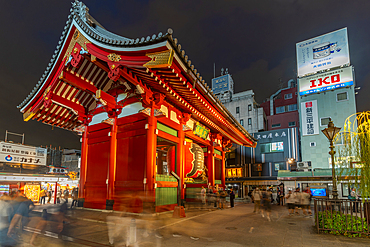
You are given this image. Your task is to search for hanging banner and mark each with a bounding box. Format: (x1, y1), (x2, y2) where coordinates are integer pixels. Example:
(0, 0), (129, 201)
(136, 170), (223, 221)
(0, 142), (47, 165)
(298, 66), (353, 96)
(296, 28), (350, 77)
(301, 100), (319, 136)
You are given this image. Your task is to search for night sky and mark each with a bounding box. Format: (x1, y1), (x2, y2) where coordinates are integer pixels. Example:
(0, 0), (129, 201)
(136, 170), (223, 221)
(1, 0), (369, 149)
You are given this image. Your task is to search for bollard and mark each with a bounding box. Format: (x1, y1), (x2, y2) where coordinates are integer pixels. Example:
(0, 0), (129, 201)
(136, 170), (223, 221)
(128, 218), (136, 245)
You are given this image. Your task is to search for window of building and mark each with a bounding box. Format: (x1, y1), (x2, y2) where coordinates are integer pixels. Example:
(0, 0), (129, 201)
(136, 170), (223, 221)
(284, 93), (292, 100)
(240, 119), (244, 126)
(276, 106), (285, 114)
(310, 142), (316, 147)
(289, 121), (296, 127)
(337, 92), (348, 101)
(320, 117), (331, 126)
(248, 104), (252, 111)
(287, 104), (297, 111)
(248, 118), (252, 125)
(236, 106), (240, 114)
(272, 123), (281, 128)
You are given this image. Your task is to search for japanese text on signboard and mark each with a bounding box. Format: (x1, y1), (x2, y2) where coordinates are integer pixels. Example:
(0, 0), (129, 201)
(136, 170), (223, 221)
(0, 142), (47, 165)
(193, 122), (210, 140)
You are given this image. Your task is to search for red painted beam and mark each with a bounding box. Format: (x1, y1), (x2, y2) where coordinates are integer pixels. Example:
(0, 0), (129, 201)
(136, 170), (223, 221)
(50, 93), (86, 116)
(60, 69), (98, 94)
(61, 69), (116, 109)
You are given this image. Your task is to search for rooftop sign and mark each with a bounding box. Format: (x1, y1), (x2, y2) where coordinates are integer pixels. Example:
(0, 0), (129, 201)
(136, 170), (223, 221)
(298, 66), (354, 96)
(296, 28), (350, 77)
(212, 74), (231, 94)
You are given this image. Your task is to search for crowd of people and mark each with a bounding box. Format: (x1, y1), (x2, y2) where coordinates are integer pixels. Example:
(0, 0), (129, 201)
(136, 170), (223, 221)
(198, 186), (235, 209)
(249, 186), (313, 219)
(39, 188), (78, 208)
(0, 187), (78, 246)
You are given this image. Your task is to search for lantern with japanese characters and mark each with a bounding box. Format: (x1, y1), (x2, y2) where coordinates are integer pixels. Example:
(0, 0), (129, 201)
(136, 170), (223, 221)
(184, 142), (205, 178)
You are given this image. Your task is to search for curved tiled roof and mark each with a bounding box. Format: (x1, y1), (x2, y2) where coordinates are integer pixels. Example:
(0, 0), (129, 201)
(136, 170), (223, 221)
(18, 0), (256, 144)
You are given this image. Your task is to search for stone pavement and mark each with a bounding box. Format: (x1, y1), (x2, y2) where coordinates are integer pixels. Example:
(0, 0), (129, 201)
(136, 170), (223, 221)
(15, 201), (370, 246)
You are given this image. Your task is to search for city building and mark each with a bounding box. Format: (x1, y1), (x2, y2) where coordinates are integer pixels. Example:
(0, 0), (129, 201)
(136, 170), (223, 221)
(211, 73), (265, 197)
(278, 28), (358, 198)
(260, 79), (299, 131)
(18, 1), (257, 212)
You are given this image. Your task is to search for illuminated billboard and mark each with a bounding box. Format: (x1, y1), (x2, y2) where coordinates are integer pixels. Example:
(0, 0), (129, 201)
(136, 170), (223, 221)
(212, 74), (231, 94)
(298, 66), (353, 96)
(296, 28), (350, 77)
(0, 142), (47, 165)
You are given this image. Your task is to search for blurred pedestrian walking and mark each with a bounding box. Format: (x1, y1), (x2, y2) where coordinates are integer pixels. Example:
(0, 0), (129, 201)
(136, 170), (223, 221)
(71, 188), (78, 208)
(285, 190), (295, 216)
(40, 189), (47, 204)
(261, 189), (271, 221)
(0, 196), (16, 246)
(252, 188), (261, 213)
(200, 186), (206, 205)
(293, 188), (301, 215)
(229, 188), (235, 208)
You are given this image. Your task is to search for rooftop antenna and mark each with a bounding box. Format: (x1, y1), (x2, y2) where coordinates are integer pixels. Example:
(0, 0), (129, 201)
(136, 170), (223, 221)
(278, 78), (284, 89)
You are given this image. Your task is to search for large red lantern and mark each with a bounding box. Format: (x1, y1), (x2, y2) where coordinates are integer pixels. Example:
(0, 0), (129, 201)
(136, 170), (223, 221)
(184, 142), (204, 178)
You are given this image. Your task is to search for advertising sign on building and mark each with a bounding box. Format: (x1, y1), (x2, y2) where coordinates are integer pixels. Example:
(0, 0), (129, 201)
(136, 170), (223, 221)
(298, 66), (353, 96)
(0, 142), (47, 165)
(301, 100), (319, 136)
(212, 74), (231, 94)
(296, 28), (350, 77)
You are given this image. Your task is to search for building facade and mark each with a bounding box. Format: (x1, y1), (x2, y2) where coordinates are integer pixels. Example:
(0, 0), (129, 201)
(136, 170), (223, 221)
(298, 68), (357, 169)
(260, 79), (299, 131)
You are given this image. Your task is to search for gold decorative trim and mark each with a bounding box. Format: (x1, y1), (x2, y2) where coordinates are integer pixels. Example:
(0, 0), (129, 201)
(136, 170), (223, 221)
(144, 49), (174, 68)
(23, 108), (36, 122)
(63, 30), (90, 62)
(107, 53), (121, 62)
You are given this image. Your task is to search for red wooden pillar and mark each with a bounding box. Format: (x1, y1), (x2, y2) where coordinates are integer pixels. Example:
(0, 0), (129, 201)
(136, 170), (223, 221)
(107, 115), (118, 208)
(146, 104), (157, 194)
(79, 125), (89, 199)
(207, 145), (215, 187)
(54, 182), (58, 204)
(221, 150), (226, 188)
(177, 123), (185, 200)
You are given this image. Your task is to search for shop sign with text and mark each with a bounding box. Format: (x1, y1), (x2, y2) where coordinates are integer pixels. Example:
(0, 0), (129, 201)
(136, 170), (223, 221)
(0, 142), (47, 165)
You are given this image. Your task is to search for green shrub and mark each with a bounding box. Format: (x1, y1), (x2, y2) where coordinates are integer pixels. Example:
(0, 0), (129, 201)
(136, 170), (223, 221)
(317, 210), (369, 237)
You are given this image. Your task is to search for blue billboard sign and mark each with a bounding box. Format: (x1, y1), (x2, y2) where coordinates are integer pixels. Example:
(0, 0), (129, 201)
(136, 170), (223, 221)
(212, 75), (230, 94)
(296, 28), (350, 77)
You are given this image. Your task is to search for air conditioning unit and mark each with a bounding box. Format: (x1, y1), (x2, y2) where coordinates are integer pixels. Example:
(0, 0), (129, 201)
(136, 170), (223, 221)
(296, 161), (312, 172)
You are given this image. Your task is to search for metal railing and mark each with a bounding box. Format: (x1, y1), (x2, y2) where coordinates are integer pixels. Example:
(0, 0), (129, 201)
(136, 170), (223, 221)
(314, 198), (370, 236)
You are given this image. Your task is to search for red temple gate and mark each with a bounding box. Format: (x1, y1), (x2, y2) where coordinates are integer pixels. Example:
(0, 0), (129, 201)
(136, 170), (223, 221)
(18, 1), (256, 212)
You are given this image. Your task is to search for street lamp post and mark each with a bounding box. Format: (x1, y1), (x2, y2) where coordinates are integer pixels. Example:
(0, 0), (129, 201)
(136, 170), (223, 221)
(321, 118), (341, 200)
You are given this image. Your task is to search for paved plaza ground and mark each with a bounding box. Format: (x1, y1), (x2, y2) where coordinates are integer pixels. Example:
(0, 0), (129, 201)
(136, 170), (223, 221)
(14, 200), (370, 246)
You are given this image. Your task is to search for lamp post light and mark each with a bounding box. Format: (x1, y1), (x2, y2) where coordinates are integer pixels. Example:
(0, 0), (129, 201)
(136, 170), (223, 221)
(321, 118), (341, 200)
